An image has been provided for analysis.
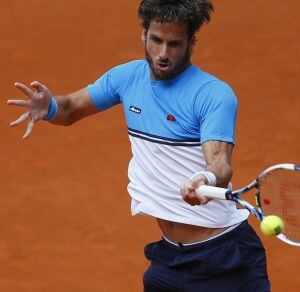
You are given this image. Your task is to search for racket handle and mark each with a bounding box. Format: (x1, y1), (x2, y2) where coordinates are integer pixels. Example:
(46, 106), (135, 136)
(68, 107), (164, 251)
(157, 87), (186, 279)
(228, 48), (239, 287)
(197, 185), (229, 200)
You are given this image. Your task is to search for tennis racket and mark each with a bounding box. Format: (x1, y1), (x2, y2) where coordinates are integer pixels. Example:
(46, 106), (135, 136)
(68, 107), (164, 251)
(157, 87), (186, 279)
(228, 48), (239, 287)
(198, 164), (300, 246)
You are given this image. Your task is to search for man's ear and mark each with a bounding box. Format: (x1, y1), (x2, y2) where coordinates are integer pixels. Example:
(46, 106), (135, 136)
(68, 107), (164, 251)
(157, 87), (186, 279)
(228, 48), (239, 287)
(190, 35), (196, 48)
(188, 35), (196, 54)
(141, 29), (147, 42)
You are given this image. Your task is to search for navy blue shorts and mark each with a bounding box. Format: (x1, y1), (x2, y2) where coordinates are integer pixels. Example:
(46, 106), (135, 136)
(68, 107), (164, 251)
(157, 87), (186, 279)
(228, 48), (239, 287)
(143, 220), (270, 292)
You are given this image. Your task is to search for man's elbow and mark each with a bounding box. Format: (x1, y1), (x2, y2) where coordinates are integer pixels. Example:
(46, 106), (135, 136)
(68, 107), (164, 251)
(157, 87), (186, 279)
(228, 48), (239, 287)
(226, 165), (233, 184)
(220, 163), (233, 188)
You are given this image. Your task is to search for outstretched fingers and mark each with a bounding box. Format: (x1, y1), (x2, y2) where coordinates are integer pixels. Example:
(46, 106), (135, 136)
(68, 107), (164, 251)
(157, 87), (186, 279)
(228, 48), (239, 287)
(15, 82), (33, 98)
(30, 81), (47, 93)
(23, 118), (35, 139)
(7, 99), (29, 107)
(10, 111), (30, 127)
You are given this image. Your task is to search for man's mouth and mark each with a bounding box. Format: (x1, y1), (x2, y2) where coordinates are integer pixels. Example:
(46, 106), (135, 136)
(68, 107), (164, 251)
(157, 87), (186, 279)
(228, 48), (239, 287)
(156, 62), (170, 73)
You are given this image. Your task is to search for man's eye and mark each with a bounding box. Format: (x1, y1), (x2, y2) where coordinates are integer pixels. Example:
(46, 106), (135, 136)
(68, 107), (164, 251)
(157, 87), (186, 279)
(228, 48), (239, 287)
(170, 42), (182, 47)
(151, 37), (162, 44)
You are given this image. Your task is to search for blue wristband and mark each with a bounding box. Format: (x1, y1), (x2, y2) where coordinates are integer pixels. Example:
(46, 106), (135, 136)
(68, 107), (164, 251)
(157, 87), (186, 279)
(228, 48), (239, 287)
(43, 97), (58, 121)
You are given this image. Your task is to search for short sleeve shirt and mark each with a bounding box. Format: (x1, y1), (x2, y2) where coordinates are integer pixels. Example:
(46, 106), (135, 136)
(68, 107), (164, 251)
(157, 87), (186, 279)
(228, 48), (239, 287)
(87, 60), (248, 228)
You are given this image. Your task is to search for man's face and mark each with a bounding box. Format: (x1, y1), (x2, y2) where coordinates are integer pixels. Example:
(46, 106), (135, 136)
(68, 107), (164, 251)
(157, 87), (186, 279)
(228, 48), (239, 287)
(144, 20), (193, 80)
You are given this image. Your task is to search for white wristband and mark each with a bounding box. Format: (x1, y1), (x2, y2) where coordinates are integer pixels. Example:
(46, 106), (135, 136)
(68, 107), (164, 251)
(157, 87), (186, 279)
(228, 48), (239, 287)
(191, 171), (217, 186)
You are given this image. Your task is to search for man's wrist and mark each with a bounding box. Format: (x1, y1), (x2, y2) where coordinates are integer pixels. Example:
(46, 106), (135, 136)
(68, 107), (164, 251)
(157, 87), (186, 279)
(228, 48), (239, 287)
(191, 171), (217, 186)
(43, 97), (58, 121)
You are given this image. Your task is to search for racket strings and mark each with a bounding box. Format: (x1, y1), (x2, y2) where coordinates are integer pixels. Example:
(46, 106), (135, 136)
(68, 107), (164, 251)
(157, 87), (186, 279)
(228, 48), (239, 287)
(259, 169), (300, 241)
(279, 183), (300, 226)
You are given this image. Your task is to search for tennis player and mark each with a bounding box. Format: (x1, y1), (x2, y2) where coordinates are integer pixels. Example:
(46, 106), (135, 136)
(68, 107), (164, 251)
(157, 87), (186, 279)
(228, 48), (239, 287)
(8, 1), (270, 291)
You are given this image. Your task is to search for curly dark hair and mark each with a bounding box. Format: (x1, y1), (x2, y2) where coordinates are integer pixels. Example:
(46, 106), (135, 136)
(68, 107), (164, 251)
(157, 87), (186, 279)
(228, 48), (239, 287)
(138, 0), (214, 38)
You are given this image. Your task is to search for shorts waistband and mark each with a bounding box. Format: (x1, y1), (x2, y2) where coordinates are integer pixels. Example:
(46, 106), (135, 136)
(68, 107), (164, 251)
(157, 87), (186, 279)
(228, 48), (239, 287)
(161, 220), (249, 250)
(163, 221), (242, 247)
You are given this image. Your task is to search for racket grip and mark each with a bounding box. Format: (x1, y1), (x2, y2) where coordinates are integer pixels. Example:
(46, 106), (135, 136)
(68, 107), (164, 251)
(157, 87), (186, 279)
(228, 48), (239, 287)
(197, 185), (229, 200)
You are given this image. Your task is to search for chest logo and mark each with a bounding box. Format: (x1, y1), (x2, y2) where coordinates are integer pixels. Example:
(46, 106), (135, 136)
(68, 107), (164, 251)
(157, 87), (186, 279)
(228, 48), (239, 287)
(167, 114), (176, 121)
(129, 106), (141, 114)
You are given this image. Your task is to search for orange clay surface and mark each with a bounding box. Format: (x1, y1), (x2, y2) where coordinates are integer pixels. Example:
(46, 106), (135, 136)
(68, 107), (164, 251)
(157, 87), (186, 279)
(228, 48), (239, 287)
(0, 0), (299, 291)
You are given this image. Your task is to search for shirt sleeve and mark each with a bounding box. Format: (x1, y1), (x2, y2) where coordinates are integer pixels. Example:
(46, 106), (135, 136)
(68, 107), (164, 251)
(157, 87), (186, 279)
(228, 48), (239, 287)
(195, 81), (238, 144)
(87, 61), (142, 111)
(87, 71), (121, 111)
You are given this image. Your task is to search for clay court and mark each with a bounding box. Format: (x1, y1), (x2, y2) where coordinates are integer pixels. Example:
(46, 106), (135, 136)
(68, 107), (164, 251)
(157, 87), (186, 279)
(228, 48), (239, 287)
(1, 0), (299, 291)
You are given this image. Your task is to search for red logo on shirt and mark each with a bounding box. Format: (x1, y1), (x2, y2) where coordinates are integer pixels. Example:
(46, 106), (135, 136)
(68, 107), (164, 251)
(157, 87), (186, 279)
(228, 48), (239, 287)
(167, 115), (176, 121)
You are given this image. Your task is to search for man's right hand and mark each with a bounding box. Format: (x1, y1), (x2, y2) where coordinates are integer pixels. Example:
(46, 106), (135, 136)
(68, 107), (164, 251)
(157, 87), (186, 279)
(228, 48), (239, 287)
(7, 81), (53, 139)
(180, 174), (212, 206)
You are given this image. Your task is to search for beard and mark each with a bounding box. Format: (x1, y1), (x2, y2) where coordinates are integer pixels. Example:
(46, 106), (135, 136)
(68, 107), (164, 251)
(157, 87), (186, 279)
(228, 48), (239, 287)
(145, 45), (192, 81)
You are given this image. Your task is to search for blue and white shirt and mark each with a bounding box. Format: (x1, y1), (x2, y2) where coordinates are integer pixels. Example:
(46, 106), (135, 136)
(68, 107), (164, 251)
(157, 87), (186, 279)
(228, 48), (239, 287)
(87, 60), (249, 228)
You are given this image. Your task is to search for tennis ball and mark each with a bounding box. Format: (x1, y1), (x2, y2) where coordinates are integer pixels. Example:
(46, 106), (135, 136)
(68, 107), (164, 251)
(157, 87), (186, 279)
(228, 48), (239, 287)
(260, 215), (284, 236)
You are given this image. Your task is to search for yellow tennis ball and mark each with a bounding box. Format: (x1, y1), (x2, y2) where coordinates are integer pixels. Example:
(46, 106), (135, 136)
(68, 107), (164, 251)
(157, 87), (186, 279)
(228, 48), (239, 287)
(260, 215), (284, 236)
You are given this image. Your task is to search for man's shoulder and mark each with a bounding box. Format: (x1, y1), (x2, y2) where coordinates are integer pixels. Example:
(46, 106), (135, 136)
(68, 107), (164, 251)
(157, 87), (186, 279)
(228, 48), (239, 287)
(189, 66), (224, 88)
(191, 66), (235, 96)
(109, 59), (147, 75)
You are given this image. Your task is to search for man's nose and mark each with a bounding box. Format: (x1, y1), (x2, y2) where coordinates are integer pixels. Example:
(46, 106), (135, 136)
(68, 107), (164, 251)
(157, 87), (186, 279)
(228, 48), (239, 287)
(159, 44), (169, 61)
